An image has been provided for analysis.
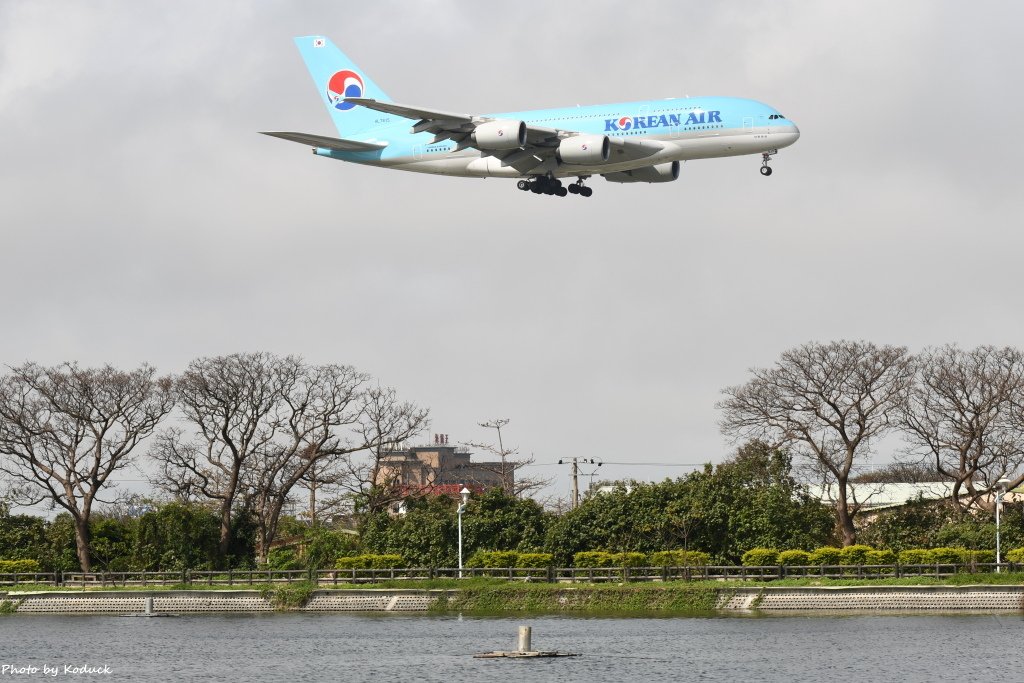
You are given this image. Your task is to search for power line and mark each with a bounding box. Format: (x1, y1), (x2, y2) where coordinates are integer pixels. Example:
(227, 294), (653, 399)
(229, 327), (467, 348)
(527, 461), (706, 468)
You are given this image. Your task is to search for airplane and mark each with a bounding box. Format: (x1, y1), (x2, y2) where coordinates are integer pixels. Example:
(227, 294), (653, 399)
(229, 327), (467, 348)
(263, 36), (800, 198)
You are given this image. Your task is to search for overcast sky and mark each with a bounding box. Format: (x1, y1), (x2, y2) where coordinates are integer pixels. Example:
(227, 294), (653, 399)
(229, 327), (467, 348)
(2, 0), (1022, 505)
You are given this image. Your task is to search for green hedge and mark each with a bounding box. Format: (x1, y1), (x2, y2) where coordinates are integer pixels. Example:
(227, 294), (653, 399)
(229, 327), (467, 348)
(930, 547), (967, 565)
(465, 551), (519, 568)
(0, 559), (42, 573)
(898, 549), (933, 565)
(777, 550), (811, 566)
(741, 548), (779, 566)
(516, 553), (553, 568)
(1007, 548), (1024, 563)
(334, 554), (405, 570)
(573, 551), (618, 568)
(966, 550), (996, 567)
(808, 547), (843, 566)
(613, 552), (648, 568)
(865, 549), (897, 565)
(839, 545), (874, 566)
(648, 550), (711, 567)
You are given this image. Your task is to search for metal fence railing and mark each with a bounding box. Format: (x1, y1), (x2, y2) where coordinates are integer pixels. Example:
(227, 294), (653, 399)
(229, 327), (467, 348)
(3, 563), (1021, 588)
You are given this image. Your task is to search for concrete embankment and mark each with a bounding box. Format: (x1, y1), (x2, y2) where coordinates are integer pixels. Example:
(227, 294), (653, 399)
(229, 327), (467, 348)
(0, 589), (453, 614)
(2, 585), (1023, 614)
(718, 585), (1024, 612)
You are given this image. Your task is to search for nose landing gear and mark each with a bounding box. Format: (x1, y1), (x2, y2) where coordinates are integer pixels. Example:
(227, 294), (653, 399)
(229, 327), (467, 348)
(760, 150), (777, 176)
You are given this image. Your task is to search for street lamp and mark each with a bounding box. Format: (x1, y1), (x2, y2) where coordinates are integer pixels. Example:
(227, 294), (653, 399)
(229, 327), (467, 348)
(457, 486), (470, 578)
(996, 478), (1011, 572)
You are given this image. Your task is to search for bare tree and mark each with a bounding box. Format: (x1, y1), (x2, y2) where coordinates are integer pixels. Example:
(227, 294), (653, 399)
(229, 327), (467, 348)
(331, 385), (429, 516)
(899, 345), (1024, 510)
(718, 341), (913, 546)
(152, 354), (427, 564)
(246, 381), (426, 561)
(297, 457), (353, 527)
(152, 353), (291, 565)
(0, 363), (173, 571)
(241, 362), (369, 563)
(465, 418), (552, 498)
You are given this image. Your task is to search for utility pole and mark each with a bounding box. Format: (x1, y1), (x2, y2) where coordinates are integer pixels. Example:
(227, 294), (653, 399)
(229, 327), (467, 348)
(571, 458), (579, 509)
(558, 458), (601, 509)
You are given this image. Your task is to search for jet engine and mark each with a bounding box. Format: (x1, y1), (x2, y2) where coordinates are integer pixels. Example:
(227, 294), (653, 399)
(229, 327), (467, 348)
(556, 135), (610, 165)
(472, 120), (527, 149)
(602, 161), (681, 183)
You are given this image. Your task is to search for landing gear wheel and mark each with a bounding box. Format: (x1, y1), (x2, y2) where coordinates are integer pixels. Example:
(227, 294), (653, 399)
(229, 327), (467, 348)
(760, 166), (773, 176)
(568, 184), (580, 194)
(760, 151), (776, 177)
(580, 186), (593, 197)
(555, 186), (568, 197)
(517, 180), (530, 190)
(530, 183), (543, 194)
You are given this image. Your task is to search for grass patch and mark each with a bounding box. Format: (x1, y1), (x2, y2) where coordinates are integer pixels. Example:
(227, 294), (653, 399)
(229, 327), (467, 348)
(437, 583), (721, 614)
(260, 582), (315, 609)
(0, 599), (20, 614)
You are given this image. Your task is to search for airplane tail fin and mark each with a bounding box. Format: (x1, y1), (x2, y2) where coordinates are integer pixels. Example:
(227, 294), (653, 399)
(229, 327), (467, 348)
(294, 36), (394, 137)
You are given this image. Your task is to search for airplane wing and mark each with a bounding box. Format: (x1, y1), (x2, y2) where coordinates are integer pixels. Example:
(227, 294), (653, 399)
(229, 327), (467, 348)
(260, 131), (388, 152)
(344, 97), (663, 173)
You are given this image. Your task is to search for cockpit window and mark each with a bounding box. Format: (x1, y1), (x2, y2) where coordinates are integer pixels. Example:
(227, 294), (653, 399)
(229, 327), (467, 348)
(768, 114), (786, 120)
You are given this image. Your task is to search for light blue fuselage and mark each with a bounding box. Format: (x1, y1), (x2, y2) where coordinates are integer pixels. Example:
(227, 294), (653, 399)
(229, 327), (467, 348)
(314, 97), (800, 179)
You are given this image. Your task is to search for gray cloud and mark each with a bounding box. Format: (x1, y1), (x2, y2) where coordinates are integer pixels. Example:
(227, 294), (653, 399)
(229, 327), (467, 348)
(1, 0), (1022, 503)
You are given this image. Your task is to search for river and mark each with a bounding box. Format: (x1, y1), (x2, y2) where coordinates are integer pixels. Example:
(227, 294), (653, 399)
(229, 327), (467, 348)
(1, 613), (1020, 681)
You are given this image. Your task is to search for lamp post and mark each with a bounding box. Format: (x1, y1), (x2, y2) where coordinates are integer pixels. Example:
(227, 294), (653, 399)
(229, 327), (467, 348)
(996, 478), (1010, 572)
(457, 486), (470, 578)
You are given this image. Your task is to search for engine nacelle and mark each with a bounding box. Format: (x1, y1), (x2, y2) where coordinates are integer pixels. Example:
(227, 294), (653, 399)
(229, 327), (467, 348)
(603, 161), (681, 183)
(472, 120), (527, 149)
(556, 135), (610, 165)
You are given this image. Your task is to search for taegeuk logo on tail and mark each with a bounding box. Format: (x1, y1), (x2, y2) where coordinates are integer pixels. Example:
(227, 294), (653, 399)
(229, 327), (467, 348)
(327, 70), (364, 111)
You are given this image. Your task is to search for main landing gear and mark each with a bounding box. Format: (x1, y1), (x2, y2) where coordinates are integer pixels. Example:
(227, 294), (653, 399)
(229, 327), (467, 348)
(760, 150), (777, 176)
(517, 176), (592, 198)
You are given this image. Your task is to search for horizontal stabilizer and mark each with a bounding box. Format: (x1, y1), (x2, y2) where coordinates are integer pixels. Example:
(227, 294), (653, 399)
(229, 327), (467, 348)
(260, 131), (387, 152)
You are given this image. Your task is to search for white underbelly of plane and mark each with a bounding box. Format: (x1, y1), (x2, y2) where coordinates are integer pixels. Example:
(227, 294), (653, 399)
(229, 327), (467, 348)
(385, 129), (785, 178)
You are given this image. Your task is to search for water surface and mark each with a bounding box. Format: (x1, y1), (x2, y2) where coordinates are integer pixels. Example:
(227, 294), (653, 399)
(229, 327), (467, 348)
(1, 613), (1020, 681)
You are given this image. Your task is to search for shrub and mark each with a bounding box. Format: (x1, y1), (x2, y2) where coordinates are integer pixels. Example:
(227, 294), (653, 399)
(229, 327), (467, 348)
(612, 552), (648, 568)
(573, 551), (617, 568)
(516, 553), (553, 568)
(808, 547), (843, 566)
(930, 547), (967, 565)
(839, 544), (874, 566)
(777, 550), (812, 566)
(266, 548), (304, 570)
(741, 548), (779, 566)
(864, 549), (897, 565)
(0, 559), (42, 573)
(465, 551), (519, 568)
(334, 554), (405, 570)
(1006, 547), (1024, 564)
(304, 530), (361, 571)
(898, 549), (934, 565)
(682, 551), (711, 567)
(335, 556), (369, 570)
(649, 550), (711, 567)
(965, 550), (996, 570)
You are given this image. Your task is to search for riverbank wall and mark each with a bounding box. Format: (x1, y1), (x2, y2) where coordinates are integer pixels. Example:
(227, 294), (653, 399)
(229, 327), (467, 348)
(3, 585), (1023, 614)
(0, 589), (454, 614)
(718, 585), (1024, 612)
